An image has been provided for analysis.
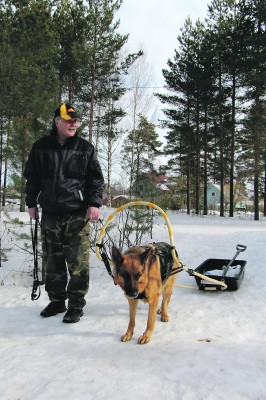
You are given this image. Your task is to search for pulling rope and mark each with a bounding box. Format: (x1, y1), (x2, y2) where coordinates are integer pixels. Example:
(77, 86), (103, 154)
(95, 201), (228, 291)
(30, 219), (42, 300)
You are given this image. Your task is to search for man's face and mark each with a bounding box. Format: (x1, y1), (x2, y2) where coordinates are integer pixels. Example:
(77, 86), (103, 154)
(55, 117), (79, 138)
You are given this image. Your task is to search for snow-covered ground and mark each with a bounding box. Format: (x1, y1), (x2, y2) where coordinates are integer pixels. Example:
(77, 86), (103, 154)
(1, 209), (265, 400)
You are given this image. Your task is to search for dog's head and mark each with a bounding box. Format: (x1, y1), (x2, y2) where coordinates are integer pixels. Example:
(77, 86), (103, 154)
(111, 246), (156, 299)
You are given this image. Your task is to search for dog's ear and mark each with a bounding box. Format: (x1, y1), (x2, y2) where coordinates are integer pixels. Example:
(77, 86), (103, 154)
(111, 246), (124, 266)
(139, 247), (154, 264)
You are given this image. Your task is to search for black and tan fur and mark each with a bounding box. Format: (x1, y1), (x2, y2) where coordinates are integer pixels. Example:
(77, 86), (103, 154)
(111, 242), (178, 344)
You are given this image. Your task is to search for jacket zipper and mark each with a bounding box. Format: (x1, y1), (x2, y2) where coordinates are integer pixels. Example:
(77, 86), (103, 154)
(36, 191), (42, 203)
(78, 190), (84, 201)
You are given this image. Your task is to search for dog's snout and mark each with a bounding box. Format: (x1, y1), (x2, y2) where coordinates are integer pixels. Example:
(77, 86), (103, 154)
(125, 288), (139, 299)
(124, 280), (139, 298)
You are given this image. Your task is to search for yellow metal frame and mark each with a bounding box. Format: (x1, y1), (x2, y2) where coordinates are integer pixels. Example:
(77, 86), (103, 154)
(95, 201), (227, 291)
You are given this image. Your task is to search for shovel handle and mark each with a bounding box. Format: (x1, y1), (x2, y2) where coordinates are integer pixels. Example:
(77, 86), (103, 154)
(236, 244), (247, 253)
(222, 244), (247, 277)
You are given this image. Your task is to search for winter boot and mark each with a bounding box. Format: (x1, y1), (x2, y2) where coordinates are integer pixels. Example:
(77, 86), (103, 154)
(40, 301), (67, 317)
(63, 308), (84, 323)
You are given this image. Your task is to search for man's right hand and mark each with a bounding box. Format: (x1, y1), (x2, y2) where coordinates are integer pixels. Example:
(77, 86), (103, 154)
(28, 207), (39, 220)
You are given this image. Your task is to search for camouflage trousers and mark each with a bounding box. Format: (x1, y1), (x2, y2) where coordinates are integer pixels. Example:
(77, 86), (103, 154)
(41, 210), (90, 309)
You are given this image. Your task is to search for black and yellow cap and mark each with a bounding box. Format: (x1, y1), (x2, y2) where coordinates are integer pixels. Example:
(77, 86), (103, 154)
(54, 103), (80, 120)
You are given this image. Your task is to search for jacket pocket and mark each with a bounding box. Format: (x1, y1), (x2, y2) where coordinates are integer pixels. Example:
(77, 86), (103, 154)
(64, 153), (87, 179)
(36, 150), (54, 178)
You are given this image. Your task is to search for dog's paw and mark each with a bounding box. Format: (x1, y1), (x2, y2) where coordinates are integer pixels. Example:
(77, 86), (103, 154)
(157, 308), (169, 322)
(137, 334), (151, 344)
(160, 314), (169, 322)
(121, 332), (133, 342)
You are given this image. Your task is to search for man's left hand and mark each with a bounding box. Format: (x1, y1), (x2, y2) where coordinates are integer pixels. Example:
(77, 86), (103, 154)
(87, 206), (100, 221)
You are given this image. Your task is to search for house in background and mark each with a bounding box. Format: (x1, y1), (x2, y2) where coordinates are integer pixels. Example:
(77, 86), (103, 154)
(112, 195), (134, 207)
(207, 181), (250, 212)
(154, 175), (171, 193)
(102, 175), (171, 207)
(207, 183), (221, 209)
(131, 173), (171, 199)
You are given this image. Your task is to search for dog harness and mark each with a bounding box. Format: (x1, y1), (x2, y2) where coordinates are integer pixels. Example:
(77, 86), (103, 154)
(136, 242), (179, 300)
(152, 242), (179, 284)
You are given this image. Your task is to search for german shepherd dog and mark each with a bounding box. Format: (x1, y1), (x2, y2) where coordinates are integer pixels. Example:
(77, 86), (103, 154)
(111, 242), (178, 344)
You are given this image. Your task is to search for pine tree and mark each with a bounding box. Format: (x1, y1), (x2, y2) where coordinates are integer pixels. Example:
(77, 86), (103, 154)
(239, 0), (266, 220)
(0, 0), (59, 211)
(121, 116), (162, 198)
(83, 0), (129, 143)
(157, 18), (206, 214)
(207, 0), (236, 217)
(52, 0), (91, 103)
(206, 1), (246, 216)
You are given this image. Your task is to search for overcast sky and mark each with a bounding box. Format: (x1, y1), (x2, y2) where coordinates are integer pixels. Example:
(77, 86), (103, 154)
(116, 0), (211, 87)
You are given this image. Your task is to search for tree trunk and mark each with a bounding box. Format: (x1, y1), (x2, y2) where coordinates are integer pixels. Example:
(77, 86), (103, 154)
(129, 87), (138, 199)
(195, 94), (200, 215)
(107, 135), (112, 207)
(203, 106), (208, 215)
(89, 54), (96, 144)
(186, 126), (191, 215)
(106, 97), (113, 208)
(253, 89), (260, 221)
(20, 113), (29, 213)
(68, 73), (73, 104)
(264, 150), (266, 217)
(229, 73), (236, 217)
(89, 14), (97, 144)
(218, 51), (224, 217)
(2, 122), (10, 207)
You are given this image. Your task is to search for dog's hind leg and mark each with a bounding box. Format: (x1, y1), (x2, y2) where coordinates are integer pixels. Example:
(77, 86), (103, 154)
(158, 275), (177, 322)
(121, 298), (138, 342)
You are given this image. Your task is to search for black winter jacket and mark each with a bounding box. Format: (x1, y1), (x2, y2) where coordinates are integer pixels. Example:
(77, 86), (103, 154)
(24, 132), (104, 214)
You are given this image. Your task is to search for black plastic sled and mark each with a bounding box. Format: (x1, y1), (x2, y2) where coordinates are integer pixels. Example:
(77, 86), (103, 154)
(194, 244), (247, 291)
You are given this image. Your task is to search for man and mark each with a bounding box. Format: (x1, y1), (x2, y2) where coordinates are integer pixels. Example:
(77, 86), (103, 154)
(24, 103), (104, 323)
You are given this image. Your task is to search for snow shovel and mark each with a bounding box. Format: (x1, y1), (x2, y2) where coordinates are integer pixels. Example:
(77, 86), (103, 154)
(222, 244), (247, 277)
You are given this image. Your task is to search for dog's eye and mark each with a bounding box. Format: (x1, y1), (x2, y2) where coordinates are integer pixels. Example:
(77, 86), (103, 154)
(121, 271), (130, 279)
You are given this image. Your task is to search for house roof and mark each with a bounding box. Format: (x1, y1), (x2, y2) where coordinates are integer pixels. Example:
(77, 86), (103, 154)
(155, 175), (169, 184)
(112, 195), (131, 200)
(157, 183), (171, 191)
(208, 183), (221, 191)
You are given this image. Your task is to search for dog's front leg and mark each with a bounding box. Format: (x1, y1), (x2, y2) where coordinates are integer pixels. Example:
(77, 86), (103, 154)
(138, 296), (159, 344)
(121, 298), (138, 342)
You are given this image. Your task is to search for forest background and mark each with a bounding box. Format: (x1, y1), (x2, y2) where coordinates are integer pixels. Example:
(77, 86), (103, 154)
(0, 0), (265, 221)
